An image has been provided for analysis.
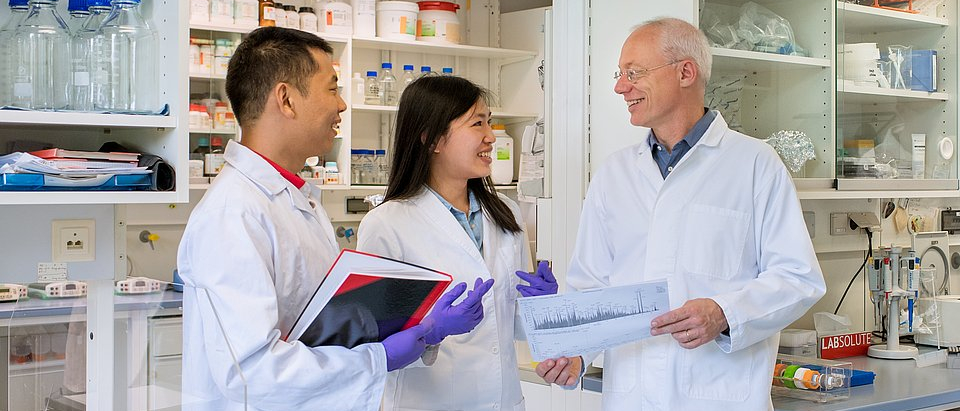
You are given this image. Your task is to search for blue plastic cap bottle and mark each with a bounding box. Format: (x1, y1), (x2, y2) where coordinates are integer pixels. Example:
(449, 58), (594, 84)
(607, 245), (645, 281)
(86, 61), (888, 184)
(403, 64), (414, 71)
(376, 149), (386, 155)
(68, 0), (88, 11)
(366, 71), (378, 77)
(8, 0), (28, 7)
(86, 0), (111, 7)
(420, 66), (431, 72)
(442, 67), (453, 74)
(381, 62), (392, 69)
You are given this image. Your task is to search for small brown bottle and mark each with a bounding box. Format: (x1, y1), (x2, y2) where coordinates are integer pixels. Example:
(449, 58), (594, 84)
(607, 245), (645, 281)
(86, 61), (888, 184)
(259, 0), (276, 27)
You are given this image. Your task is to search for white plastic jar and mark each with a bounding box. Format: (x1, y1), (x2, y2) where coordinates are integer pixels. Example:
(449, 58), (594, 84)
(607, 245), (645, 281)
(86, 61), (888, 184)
(377, 1), (418, 41)
(320, 1), (352, 35)
(416, 1), (460, 44)
(491, 124), (514, 185)
(233, 0), (259, 27)
(299, 6), (318, 32)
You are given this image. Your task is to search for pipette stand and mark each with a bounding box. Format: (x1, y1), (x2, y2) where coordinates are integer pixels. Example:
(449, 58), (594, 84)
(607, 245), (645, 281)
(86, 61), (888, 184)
(868, 247), (919, 360)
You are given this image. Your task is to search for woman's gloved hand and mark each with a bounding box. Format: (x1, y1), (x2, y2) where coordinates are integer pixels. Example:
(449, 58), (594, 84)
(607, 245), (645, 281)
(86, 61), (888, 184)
(515, 261), (558, 297)
(422, 278), (494, 345)
(382, 323), (430, 371)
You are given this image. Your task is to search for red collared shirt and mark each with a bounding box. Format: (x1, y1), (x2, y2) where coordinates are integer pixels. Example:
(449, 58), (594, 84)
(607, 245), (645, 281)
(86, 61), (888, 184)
(251, 150), (306, 189)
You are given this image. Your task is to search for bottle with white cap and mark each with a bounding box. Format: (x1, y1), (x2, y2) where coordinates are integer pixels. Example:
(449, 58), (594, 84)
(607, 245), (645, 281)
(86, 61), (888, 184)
(490, 124), (514, 185)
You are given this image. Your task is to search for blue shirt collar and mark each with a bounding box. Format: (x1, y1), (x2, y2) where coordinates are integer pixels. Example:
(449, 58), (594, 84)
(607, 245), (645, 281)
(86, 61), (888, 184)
(647, 108), (717, 152)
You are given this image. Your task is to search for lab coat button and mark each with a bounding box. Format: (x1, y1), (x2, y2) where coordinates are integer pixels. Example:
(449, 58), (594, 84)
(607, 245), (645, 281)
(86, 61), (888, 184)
(667, 166), (673, 172)
(494, 403), (500, 409)
(492, 346), (499, 354)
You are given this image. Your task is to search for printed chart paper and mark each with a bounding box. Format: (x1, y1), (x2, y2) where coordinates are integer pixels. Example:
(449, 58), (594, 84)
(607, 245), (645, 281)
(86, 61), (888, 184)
(518, 281), (670, 361)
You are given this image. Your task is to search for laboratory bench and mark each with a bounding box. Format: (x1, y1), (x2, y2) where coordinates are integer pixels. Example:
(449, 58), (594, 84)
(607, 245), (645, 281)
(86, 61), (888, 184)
(578, 355), (960, 411)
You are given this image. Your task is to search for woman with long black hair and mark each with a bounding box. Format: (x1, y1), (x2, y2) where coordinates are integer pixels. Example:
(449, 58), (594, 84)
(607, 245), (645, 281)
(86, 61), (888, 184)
(357, 75), (557, 411)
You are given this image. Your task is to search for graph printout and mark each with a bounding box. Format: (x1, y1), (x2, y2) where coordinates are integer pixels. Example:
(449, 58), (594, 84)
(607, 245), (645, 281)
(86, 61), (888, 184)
(517, 281), (670, 361)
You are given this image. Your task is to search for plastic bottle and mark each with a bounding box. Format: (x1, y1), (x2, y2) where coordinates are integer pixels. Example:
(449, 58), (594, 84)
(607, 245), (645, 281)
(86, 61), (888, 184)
(324, 161), (340, 184)
(0, 0), (31, 107)
(491, 124), (514, 184)
(99, 0), (159, 112)
(319, 0), (352, 35)
(364, 70), (380, 105)
(66, 0), (89, 33)
(351, 72), (364, 103)
(214, 101), (228, 129)
(379, 62), (397, 106)
(209, 0), (233, 25)
(233, 0), (259, 27)
(441, 67), (454, 76)
(190, 0), (210, 23)
(272, 2), (286, 27)
(13, 0), (70, 110)
(298, 6), (317, 32)
(188, 38), (201, 73)
(352, 0), (374, 37)
(284, 4), (298, 30)
(214, 38), (231, 77)
(398, 64), (415, 97)
(258, 0), (276, 27)
(205, 136), (226, 176)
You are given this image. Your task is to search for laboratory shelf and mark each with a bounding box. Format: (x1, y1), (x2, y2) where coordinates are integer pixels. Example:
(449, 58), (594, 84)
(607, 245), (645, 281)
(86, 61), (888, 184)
(0, 191), (182, 205)
(352, 104), (538, 122)
(0, 111), (177, 129)
(839, 84), (950, 103)
(189, 72), (226, 80)
(352, 36), (536, 60)
(349, 184), (519, 191)
(8, 359), (66, 374)
(189, 21), (257, 34)
(188, 128), (236, 135)
(839, 2), (949, 33)
(711, 47), (831, 72)
(797, 189), (960, 200)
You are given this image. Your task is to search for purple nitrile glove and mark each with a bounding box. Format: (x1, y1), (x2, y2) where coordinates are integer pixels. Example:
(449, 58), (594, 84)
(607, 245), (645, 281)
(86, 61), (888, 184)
(516, 261), (558, 297)
(422, 278), (495, 345)
(382, 323), (430, 371)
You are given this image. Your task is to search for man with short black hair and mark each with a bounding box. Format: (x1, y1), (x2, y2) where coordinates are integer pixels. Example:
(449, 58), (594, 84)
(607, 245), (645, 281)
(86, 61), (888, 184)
(177, 27), (432, 411)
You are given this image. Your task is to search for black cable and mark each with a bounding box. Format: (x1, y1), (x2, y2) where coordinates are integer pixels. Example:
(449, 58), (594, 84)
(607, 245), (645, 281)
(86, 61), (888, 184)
(834, 228), (873, 315)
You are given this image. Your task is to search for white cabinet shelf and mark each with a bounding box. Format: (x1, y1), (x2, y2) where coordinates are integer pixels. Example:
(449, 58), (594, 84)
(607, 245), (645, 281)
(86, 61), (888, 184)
(189, 72), (226, 80)
(189, 21), (257, 34)
(840, 84), (950, 103)
(352, 104), (538, 122)
(0, 111), (176, 129)
(188, 128), (236, 135)
(839, 3), (949, 33)
(352, 36), (536, 60)
(711, 47), (831, 72)
(798, 189), (960, 200)
(0, 191), (182, 205)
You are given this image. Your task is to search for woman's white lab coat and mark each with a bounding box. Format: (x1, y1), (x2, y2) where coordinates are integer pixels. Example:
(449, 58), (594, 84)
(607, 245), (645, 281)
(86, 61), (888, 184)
(567, 114), (825, 411)
(178, 141), (387, 411)
(357, 188), (529, 411)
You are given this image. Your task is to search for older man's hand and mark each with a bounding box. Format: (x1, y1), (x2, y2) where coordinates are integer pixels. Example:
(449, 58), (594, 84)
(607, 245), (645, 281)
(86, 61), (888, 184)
(650, 298), (729, 349)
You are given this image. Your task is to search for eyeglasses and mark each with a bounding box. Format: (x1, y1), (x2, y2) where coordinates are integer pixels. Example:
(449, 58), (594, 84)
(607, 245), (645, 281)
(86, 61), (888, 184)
(613, 61), (679, 83)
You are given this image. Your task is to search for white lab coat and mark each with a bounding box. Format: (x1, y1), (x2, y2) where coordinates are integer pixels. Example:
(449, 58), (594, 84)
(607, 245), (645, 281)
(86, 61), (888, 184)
(357, 188), (529, 411)
(178, 140), (386, 411)
(568, 114), (825, 411)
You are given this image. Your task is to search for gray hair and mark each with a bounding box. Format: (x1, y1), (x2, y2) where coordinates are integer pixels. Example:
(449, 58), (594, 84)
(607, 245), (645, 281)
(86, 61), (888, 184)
(633, 17), (712, 86)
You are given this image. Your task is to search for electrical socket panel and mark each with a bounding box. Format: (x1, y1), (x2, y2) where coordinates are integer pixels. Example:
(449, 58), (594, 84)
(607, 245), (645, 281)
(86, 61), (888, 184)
(51, 219), (95, 262)
(830, 212), (851, 236)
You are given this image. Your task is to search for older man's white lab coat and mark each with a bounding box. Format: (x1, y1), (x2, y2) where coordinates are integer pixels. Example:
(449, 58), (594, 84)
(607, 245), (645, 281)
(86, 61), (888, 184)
(178, 141), (386, 411)
(357, 188), (529, 411)
(568, 114), (825, 411)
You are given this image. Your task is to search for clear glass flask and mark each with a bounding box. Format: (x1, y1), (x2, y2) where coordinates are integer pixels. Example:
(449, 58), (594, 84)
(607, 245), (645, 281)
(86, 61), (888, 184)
(99, 0), (158, 112)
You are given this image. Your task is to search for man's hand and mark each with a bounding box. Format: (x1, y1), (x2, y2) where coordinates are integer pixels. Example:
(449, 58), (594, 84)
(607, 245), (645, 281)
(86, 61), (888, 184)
(535, 356), (583, 387)
(650, 298), (728, 349)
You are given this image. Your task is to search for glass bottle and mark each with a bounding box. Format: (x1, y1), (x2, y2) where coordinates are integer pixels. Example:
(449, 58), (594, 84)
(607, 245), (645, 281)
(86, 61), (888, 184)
(441, 67), (453, 76)
(13, 0), (70, 110)
(191, 136), (210, 162)
(204, 136), (225, 177)
(379, 62), (397, 106)
(99, 0), (159, 112)
(419, 65), (435, 78)
(363, 70), (379, 105)
(398, 64), (415, 98)
(258, 0), (275, 27)
(0, 0), (31, 107)
(79, 0), (112, 110)
(66, 0), (88, 32)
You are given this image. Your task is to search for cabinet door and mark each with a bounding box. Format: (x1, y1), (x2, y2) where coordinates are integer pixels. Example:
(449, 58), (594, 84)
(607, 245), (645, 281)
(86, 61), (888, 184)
(836, 1), (958, 191)
(521, 380), (553, 411)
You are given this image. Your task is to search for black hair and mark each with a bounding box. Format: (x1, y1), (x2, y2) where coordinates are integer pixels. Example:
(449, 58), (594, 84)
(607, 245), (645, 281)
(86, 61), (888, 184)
(225, 27), (334, 127)
(384, 75), (521, 233)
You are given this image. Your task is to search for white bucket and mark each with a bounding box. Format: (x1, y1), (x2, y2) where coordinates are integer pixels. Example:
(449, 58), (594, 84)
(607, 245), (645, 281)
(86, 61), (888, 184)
(416, 1), (461, 44)
(377, 1), (418, 41)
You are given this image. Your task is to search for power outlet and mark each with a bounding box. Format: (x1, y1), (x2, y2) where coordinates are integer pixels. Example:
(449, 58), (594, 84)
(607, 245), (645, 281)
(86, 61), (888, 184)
(830, 212), (851, 236)
(52, 219), (95, 262)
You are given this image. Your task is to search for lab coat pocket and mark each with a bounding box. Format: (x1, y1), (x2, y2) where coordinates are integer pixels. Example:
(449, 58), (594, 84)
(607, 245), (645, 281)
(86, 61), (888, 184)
(679, 343), (756, 401)
(680, 204), (749, 280)
(603, 343), (638, 393)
